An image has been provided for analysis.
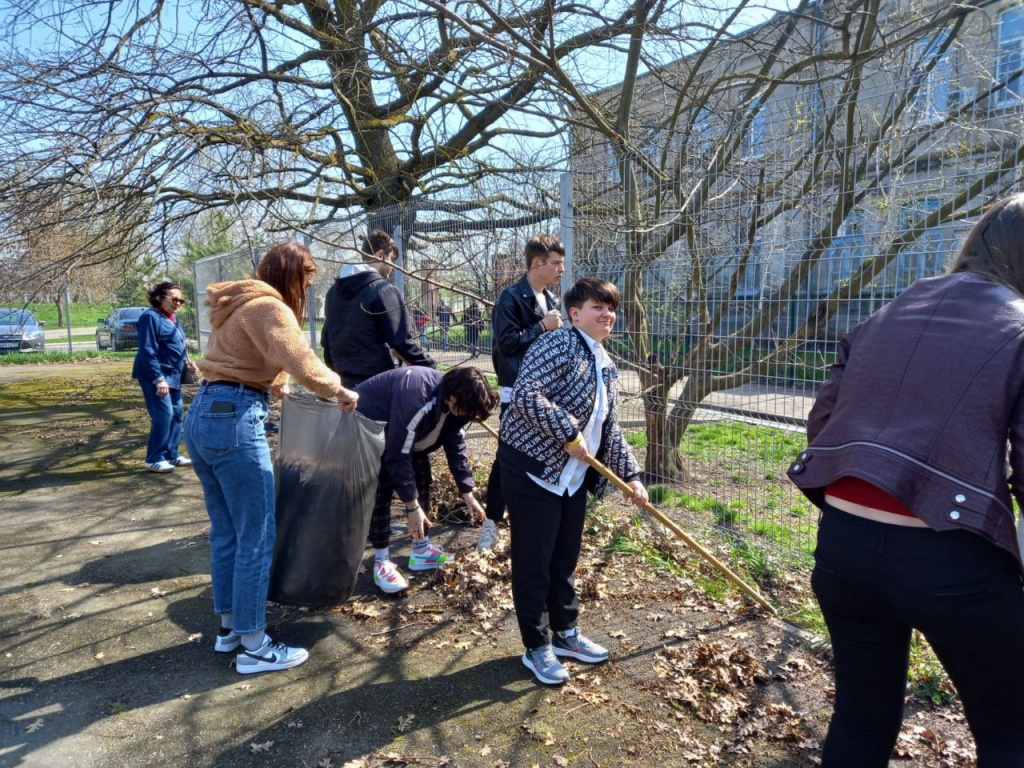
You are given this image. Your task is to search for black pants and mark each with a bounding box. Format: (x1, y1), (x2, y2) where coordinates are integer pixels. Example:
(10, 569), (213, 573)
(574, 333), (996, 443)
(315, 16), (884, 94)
(813, 504), (1024, 767)
(503, 466), (587, 650)
(484, 403), (510, 523)
(368, 452), (432, 550)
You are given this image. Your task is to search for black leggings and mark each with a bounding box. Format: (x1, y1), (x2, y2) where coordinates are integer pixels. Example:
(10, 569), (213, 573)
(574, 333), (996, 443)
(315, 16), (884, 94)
(484, 402), (510, 523)
(813, 504), (1024, 767)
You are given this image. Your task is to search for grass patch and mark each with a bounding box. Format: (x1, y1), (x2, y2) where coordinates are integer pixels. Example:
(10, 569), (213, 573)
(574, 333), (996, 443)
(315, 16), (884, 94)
(0, 350), (136, 365)
(681, 420), (805, 465)
(605, 532), (687, 578)
(908, 631), (958, 706)
(637, 482), (816, 561)
(24, 302), (114, 328)
(625, 431), (646, 449)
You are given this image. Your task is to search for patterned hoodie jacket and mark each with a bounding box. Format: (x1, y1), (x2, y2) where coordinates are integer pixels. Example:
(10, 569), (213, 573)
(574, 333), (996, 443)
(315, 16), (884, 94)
(497, 326), (640, 497)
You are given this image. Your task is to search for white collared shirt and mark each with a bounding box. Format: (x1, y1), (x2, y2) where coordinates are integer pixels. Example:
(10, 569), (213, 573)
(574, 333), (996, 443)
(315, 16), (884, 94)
(527, 328), (611, 497)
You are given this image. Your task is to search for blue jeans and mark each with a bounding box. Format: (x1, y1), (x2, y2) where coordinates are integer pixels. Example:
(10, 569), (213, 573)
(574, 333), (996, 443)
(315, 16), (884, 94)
(184, 383), (274, 635)
(813, 504), (1024, 767)
(139, 379), (183, 464)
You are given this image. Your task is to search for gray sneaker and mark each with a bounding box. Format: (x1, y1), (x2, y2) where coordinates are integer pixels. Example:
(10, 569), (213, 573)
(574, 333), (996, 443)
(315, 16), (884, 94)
(522, 644), (570, 685)
(236, 635), (309, 675)
(476, 520), (500, 551)
(214, 628), (241, 653)
(552, 629), (609, 663)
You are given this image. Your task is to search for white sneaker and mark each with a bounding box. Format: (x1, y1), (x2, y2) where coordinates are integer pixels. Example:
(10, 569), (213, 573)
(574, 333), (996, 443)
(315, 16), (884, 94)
(144, 461), (174, 473)
(476, 520), (500, 551)
(214, 629), (241, 653)
(171, 456), (192, 467)
(373, 560), (409, 594)
(236, 635), (308, 675)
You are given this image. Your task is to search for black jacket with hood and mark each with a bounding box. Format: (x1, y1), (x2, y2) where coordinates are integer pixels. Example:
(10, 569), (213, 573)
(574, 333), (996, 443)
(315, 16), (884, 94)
(320, 263), (435, 383)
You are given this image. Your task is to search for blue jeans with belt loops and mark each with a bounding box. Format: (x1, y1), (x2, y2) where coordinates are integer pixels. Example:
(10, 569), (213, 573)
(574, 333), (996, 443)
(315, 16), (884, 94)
(184, 383), (273, 636)
(813, 503), (1024, 767)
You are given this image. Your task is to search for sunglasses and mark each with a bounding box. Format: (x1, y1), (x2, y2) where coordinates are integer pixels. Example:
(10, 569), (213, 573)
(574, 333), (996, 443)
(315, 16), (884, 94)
(166, 297), (186, 305)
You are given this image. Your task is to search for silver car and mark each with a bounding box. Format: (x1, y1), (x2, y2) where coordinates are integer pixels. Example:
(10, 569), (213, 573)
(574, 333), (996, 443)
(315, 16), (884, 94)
(0, 309), (46, 354)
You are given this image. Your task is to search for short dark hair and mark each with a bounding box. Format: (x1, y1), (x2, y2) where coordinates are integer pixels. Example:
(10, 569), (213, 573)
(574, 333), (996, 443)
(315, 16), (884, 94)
(440, 367), (499, 422)
(361, 230), (397, 261)
(147, 281), (182, 308)
(563, 277), (620, 312)
(524, 234), (565, 271)
(949, 193), (1024, 296)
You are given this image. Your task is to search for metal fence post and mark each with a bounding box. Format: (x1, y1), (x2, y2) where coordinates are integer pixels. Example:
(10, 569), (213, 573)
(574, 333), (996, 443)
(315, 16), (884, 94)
(559, 171), (574, 302)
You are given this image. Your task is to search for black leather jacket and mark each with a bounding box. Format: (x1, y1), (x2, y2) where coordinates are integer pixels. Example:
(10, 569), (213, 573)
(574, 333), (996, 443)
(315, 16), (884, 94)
(491, 275), (560, 388)
(788, 272), (1024, 570)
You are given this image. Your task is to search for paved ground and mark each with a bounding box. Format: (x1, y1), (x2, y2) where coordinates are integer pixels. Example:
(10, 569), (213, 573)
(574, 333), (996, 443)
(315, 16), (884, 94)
(0, 361), (978, 768)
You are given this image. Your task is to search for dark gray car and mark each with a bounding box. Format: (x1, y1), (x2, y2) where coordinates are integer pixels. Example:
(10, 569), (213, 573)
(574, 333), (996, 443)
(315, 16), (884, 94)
(0, 309), (46, 354)
(95, 307), (147, 351)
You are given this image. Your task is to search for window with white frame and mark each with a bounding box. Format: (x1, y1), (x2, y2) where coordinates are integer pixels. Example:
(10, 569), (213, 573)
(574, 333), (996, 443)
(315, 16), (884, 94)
(813, 211), (866, 294)
(707, 236), (764, 297)
(997, 8), (1024, 105)
(606, 140), (621, 184)
(895, 200), (944, 290)
(639, 121), (664, 189)
(741, 95), (767, 158)
(910, 30), (952, 122)
(691, 105), (714, 158)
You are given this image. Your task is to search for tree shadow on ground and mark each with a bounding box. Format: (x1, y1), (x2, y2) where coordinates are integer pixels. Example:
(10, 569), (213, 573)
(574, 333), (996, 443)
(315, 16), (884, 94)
(210, 654), (534, 768)
(0, 587), (342, 766)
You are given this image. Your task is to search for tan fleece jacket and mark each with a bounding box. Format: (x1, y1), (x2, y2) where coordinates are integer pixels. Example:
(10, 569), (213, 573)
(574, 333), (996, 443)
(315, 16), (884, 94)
(198, 279), (342, 399)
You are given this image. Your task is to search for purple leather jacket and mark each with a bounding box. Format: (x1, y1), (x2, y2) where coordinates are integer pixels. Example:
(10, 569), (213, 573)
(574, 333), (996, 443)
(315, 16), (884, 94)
(788, 272), (1024, 570)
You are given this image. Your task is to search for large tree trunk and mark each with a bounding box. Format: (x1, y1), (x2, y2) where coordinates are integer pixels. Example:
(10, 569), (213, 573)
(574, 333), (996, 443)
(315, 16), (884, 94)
(642, 384), (687, 482)
(54, 297), (64, 329)
(640, 367), (707, 483)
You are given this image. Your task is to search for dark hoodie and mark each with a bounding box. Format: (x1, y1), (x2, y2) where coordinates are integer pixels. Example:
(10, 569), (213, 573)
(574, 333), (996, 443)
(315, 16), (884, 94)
(320, 263), (434, 384)
(355, 367), (475, 503)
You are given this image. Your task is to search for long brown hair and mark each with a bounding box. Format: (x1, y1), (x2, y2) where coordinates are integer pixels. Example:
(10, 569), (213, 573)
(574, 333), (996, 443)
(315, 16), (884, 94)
(254, 242), (316, 319)
(949, 194), (1024, 296)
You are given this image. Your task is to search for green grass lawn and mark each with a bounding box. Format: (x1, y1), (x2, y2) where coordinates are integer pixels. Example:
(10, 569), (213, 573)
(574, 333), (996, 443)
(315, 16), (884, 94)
(0, 349), (136, 365)
(17, 302), (114, 328)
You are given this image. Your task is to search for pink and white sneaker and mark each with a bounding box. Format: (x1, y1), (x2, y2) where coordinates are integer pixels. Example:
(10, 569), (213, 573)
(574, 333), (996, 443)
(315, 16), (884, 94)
(408, 543), (450, 571)
(373, 560), (409, 594)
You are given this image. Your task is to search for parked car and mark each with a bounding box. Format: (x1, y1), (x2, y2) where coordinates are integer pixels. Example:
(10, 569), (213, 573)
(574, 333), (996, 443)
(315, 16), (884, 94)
(95, 307), (148, 351)
(0, 308), (46, 354)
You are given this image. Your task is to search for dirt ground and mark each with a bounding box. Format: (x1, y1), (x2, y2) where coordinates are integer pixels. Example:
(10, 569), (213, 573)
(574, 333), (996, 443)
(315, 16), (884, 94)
(0, 360), (978, 767)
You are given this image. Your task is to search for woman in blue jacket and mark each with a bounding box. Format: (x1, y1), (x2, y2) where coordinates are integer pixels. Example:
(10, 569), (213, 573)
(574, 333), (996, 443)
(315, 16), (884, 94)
(132, 281), (195, 472)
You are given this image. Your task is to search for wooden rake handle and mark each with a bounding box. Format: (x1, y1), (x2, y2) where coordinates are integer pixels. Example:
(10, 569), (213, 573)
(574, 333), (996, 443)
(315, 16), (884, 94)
(477, 421), (777, 615)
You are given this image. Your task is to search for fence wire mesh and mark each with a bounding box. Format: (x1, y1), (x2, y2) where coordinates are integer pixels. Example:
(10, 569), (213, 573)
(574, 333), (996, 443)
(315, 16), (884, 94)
(569, 3), (1024, 569)
(193, 2), (1024, 573)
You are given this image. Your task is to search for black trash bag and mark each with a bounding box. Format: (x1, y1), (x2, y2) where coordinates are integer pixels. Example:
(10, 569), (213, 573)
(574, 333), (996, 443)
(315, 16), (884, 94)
(268, 392), (385, 606)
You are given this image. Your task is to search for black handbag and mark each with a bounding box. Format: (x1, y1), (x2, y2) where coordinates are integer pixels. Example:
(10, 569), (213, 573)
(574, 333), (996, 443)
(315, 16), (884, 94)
(175, 323), (200, 386)
(182, 357), (200, 386)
